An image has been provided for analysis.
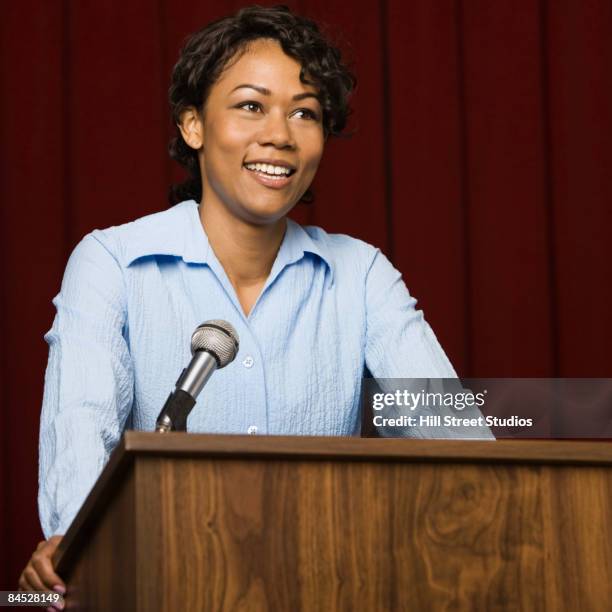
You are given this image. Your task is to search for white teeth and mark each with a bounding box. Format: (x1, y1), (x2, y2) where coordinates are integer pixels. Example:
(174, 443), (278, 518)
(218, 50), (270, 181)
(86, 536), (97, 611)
(245, 162), (291, 176)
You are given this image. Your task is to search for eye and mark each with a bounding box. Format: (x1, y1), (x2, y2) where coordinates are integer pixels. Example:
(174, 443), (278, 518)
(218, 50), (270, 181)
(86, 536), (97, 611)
(237, 101), (262, 113)
(293, 108), (320, 121)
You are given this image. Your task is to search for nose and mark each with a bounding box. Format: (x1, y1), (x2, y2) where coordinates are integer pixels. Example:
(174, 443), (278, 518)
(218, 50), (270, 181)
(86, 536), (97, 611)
(257, 110), (296, 149)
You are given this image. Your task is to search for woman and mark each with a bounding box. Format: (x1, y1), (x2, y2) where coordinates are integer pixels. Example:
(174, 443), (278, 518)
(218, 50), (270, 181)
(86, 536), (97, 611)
(20, 5), (492, 597)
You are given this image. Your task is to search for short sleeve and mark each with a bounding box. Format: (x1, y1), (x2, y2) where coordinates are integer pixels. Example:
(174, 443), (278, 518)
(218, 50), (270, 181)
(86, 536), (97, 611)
(38, 233), (134, 537)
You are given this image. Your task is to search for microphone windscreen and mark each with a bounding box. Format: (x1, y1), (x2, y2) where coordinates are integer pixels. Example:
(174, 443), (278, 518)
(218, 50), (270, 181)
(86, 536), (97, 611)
(191, 320), (239, 367)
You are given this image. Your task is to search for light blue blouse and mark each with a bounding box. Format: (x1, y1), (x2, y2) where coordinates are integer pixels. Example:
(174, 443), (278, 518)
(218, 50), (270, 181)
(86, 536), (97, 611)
(39, 200), (490, 537)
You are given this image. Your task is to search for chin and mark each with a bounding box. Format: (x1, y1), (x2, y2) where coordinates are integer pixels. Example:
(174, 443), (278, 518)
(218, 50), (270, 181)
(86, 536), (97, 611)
(242, 201), (294, 225)
(245, 212), (288, 227)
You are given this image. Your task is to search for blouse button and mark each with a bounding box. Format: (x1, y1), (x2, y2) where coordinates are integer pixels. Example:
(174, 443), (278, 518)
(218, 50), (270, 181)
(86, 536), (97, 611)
(242, 356), (254, 368)
(247, 425), (258, 435)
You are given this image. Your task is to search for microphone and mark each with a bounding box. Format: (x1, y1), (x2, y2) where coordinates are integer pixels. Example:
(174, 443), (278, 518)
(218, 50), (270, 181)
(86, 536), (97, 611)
(155, 320), (239, 432)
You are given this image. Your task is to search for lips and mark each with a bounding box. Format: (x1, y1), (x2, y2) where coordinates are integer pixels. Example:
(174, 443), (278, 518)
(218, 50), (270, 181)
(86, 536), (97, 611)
(243, 164), (295, 189)
(244, 159), (296, 172)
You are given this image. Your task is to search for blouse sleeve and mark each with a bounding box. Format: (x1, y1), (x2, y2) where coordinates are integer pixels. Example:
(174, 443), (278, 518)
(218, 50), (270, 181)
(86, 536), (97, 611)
(38, 233), (134, 537)
(364, 249), (494, 439)
(364, 249), (456, 378)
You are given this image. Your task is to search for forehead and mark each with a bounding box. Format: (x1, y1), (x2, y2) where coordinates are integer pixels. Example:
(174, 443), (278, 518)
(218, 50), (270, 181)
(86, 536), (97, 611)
(214, 38), (318, 95)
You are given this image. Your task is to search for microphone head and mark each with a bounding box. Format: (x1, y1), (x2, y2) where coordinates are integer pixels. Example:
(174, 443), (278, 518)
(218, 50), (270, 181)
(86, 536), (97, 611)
(191, 320), (239, 368)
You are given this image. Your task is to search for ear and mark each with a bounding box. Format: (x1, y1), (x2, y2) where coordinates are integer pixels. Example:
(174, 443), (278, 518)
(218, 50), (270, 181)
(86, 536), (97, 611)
(178, 107), (204, 150)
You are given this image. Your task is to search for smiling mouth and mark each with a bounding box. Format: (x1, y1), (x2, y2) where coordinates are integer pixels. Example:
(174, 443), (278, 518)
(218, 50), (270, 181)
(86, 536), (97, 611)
(243, 162), (296, 180)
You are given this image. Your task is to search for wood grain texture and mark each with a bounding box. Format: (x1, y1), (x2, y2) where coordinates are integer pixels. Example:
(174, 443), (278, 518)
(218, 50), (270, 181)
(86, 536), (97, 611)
(60, 469), (136, 610)
(135, 457), (610, 611)
(54, 436), (612, 611)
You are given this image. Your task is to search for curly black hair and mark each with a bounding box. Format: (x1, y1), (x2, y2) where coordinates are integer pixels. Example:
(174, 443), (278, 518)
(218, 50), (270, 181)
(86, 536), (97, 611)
(167, 4), (356, 206)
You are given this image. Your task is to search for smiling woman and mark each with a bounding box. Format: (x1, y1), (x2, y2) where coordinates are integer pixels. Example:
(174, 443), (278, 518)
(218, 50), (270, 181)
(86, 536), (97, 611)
(180, 39), (324, 227)
(167, 6), (353, 207)
(21, 4), (492, 597)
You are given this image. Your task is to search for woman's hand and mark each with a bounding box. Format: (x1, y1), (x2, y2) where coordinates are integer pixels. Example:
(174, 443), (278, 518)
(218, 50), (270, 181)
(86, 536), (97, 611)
(18, 535), (65, 597)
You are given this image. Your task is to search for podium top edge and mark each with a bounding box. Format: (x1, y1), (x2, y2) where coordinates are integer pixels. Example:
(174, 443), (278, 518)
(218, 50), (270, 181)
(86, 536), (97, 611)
(121, 432), (612, 465)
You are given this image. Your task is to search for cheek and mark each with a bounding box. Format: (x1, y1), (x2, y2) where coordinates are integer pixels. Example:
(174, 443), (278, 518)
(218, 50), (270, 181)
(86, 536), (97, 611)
(302, 137), (325, 174)
(205, 119), (251, 161)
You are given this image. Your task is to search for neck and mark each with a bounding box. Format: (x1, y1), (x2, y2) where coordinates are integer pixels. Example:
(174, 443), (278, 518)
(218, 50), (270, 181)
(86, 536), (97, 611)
(199, 201), (286, 288)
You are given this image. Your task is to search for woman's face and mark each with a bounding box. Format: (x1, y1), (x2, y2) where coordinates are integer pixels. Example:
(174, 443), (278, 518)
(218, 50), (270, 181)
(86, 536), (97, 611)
(185, 38), (325, 225)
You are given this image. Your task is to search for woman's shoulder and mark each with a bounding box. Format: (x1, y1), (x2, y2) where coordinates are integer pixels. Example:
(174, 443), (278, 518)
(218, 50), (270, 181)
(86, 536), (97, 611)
(79, 201), (197, 268)
(299, 223), (381, 271)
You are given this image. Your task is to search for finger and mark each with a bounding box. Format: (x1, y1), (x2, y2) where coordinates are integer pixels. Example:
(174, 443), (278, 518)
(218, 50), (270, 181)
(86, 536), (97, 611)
(18, 574), (31, 591)
(31, 554), (65, 591)
(23, 566), (47, 591)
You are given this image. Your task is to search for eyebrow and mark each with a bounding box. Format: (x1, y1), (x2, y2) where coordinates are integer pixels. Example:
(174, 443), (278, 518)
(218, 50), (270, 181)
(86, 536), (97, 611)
(230, 83), (320, 102)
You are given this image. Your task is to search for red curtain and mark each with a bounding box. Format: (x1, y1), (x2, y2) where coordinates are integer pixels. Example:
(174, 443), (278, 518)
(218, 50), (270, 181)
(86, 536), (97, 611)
(1, 0), (611, 588)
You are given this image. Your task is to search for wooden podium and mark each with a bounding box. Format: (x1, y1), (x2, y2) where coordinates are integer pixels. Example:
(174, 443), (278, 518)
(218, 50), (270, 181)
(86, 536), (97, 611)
(54, 433), (612, 611)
